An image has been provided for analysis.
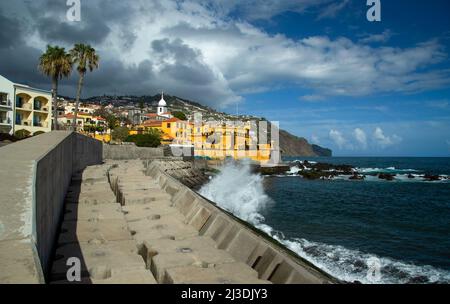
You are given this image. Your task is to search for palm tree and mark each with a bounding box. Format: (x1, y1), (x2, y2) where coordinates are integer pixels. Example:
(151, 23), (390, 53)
(38, 45), (72, 130)
(70, 44), (99, 131)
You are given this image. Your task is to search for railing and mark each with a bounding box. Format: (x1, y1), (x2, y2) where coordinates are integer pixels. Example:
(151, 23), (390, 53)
(17, 103), (32, 110)
(0, 117), (11, 124)
(33, 121), (48, 128)
(19, 120), (32, 126)
(0, 99), (11, 107)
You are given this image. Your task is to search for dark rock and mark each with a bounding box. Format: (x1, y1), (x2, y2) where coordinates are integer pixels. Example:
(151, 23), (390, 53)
(310, 162), (353, 174)
(407, 174), (415, 179)
(299, 171), (324, 180)
(349, 173), (365, 181)
(424, 174), (441, 181)
(378, 173), (396, 181)
(260, 165), (290, 175)
(407, 276), (429, 284)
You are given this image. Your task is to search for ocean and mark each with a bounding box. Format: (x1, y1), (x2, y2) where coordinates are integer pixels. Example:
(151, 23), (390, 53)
(199, 157), (450, 284)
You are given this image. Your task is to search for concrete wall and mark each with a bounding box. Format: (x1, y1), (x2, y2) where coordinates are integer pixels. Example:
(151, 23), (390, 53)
(103, 143), (164, 160)
(0, 131), (102, 283)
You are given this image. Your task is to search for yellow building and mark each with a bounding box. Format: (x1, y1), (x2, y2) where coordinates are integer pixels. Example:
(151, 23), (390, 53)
(136, 116), (275, 163)
(0, 75), (52, 135)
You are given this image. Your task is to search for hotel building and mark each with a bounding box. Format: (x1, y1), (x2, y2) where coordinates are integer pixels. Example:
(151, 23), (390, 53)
(0, 75), (52, 135)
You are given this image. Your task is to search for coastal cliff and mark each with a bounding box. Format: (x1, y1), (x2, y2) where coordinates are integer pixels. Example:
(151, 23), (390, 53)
(280, 130), (332, 157)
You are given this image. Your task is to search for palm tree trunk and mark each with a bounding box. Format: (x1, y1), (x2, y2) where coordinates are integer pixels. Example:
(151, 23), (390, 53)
(72, 72), (85, 131)
(52, 78), (58, 131)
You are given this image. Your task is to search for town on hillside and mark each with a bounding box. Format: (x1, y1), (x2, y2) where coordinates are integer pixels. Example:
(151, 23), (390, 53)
(0, 74), (278, 164)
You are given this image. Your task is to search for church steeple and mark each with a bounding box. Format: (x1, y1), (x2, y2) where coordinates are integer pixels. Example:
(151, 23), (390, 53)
(157, 91), (167, 115)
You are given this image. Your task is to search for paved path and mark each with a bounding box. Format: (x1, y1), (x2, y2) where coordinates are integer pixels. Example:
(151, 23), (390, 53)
(50, 160), (268, 284)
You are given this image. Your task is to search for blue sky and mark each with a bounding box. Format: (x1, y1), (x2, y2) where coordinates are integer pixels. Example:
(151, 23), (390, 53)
(229, 0), (450, 156)
(1, 0), (450, 156)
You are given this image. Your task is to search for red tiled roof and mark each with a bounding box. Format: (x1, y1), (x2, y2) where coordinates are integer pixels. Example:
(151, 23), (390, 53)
(142, 120), (162, 127)
(163, 117), (180, 123)
(144, 113), (158, 117)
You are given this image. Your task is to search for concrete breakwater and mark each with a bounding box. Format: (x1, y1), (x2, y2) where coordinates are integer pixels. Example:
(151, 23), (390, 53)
(0, 132), (102, 283)
(0, 133), (336, 283)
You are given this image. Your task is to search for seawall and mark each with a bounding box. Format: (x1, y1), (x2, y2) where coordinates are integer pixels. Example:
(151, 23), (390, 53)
(0, 132), (102, 283)
(103, 144), (164, 160)
(140, 160), (336, 283)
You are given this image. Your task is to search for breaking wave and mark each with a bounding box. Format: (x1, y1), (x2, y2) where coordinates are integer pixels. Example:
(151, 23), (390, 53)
(198, 161), (450, 284)
(199, 160), (272, 225)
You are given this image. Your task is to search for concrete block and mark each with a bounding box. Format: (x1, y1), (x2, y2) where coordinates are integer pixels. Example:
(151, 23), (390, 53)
(51, 240), (143, 280)
(58, 219), (132, 244)
(163, 263), (270, 284)
(122, 201), (177, 221)
(128, 215), (198, 245)
(63, 204), (124, 221)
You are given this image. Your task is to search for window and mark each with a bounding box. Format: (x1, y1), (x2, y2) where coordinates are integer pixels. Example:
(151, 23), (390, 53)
(167, 123), (171, 128)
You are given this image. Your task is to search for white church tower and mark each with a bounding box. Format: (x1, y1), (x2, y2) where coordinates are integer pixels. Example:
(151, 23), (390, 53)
(157, 92), (167, 116)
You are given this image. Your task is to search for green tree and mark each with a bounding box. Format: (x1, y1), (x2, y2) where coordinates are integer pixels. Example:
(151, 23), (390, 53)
(93, 106), (109, 118)
(173, 111), (187, 120)
(112, 126), (129, 143)
(15, 129), (31, 139)
(70, 44), (100, 130)
(125, 129), (161, 147)
(38, 45), (73, 130)
(106, 114), (118, 131)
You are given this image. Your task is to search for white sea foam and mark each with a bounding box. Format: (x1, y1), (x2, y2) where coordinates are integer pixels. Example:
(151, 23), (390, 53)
(199, 160), (272, 225)
(199, 161), (450, 284)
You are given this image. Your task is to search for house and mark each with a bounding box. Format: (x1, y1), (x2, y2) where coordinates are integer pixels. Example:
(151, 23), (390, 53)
(0, 74), (52, 136)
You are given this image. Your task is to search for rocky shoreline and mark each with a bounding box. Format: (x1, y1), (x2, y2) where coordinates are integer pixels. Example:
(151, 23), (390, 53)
(262, 160), (450, 183)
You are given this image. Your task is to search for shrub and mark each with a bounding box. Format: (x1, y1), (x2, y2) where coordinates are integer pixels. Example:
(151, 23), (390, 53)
(112, 126), (130, 143)
(15, 129), (31, 139)
(33, 131), (46, 136)
(173, 111), (187, 121)
(125, 129), (161, 147)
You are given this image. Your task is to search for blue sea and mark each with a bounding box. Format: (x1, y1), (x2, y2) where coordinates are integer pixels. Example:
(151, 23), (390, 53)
(200, 157), (450, 284)
(262, 157), (450, 283)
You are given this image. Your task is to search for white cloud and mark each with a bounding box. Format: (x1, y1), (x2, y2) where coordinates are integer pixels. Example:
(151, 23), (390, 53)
(317, 0), (350, 20)
(300, 95), (326, 102)
(2, 0), (450, 108)
(329, 129), (346, 149)
(373, 127), (402, 148)
(311, 134), (320, 144)
(359, 30), (394, 44)
(353, 128), (368, 149)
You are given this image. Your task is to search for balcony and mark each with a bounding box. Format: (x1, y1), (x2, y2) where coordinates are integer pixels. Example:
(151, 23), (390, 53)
(0, 99), (12, 109)
(17, 103), (33, 111)
(0, 117), (11, 125)
(15, 119), (32, 126)
(33, 121), (48, 128)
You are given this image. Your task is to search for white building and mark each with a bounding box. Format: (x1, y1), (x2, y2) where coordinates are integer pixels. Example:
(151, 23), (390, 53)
(156, 92), (172, 118)
(0, 75), (52, 136)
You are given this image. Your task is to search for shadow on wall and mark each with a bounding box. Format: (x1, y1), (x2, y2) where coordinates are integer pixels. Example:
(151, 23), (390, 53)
(49, 176), (92, 284)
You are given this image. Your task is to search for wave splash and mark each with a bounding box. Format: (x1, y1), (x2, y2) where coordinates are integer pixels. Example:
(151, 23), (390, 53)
(199, 161), (450, 284)
(199, 160), (271, 225)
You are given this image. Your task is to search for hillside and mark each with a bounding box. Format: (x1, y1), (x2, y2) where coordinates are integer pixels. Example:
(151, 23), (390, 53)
(78, 94), (332, 157)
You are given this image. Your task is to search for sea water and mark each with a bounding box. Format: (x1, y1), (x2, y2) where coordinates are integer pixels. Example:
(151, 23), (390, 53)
(199, 157), (450, 284)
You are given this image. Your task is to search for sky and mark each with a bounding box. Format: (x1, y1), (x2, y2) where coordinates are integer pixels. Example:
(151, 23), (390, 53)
(1, 0), (450, 156)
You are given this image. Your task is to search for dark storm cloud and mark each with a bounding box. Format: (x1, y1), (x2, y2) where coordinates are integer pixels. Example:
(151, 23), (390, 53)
(24, 0), (111, 45)
(35, 16), (110, 45)
(0, 9), (23, 49)
(151, 38), (215, 85)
